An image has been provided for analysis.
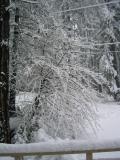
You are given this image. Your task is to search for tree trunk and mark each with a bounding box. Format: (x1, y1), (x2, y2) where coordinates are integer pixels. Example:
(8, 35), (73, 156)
(9, 7), (19, 117)
(0, 0), (10, 143)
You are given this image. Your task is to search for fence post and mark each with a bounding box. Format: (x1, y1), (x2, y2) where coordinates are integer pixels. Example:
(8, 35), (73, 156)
(86, 152), (93, 160)
(15, 156), (24, 160)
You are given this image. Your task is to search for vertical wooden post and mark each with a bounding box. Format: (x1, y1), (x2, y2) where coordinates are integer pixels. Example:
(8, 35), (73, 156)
(86, 152), (93, 160)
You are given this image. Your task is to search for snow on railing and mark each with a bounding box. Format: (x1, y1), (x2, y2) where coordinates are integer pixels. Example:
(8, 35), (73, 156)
(0, 139), (120, 160)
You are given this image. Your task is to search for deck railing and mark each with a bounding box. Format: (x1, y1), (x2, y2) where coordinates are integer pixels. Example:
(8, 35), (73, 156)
(0, 139), (120, 160)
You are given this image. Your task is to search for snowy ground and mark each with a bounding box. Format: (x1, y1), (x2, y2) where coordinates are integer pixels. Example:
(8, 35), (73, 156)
(1, 93), (120, 160)
(96, 101), (120, 140)
(14, 93), (120, 159)
(71, 100), (120, 159)
(93, 101), (120, 159)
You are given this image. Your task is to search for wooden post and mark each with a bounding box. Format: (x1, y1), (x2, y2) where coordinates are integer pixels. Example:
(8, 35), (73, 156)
(86, 152), (93, 160)
(15, 156), (24, 160)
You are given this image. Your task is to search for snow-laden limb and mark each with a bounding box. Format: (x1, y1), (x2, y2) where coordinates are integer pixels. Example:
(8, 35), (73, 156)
(21, 0), (40, 4)
(5, 3), (16, 11)
(0, 139), (120, 156)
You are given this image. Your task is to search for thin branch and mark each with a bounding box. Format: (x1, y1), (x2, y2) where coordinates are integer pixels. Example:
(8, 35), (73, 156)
(21, 0), (40, 4)
(50, 0), (120, 15)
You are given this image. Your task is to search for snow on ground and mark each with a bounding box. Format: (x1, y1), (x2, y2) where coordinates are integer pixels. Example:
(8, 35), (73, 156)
(16, 92), (120, 141)
(96, 101), (120, 140)
(94, 101), (120, 159)
(1, 94), (120, 160)
(70, 101), (120, 159)
(14, 94), (120, 160)
(0, 158), (14, 160)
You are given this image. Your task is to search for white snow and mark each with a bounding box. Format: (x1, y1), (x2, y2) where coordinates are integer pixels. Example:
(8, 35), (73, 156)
(16, 92), (37, 108)
(0, 40), (9, 46)
(1, 99), (120, 160)
(0, 158), (14, 160)
(1, 72), (5, 75)
(96, 101), (120, 140)
(93, 101), (120, 159)
(21, 0), (40, 4)
(0, 139), (120, 156)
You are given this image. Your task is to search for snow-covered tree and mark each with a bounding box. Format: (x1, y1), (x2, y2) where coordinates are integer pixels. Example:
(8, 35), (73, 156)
(8, 0), (120, 144)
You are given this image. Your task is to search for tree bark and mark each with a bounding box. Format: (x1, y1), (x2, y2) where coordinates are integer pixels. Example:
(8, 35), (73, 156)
(9, 7), (19, 117)
(0, 0), (11, 143)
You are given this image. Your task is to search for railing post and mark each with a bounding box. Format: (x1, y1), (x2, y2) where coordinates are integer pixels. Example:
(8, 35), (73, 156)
(86, 152), (93, 160)
(15, 156), (24, 160)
